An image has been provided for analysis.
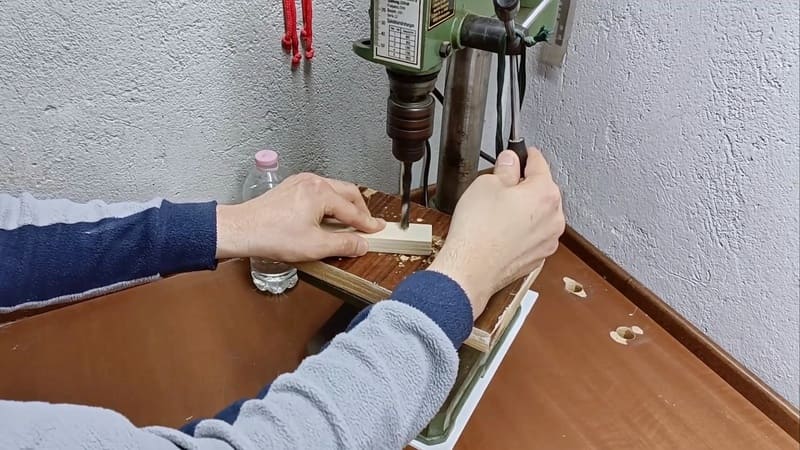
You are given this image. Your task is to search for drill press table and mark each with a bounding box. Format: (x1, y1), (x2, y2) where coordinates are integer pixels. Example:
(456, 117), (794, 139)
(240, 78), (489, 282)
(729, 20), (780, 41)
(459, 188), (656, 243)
(0, 236), (796, 448)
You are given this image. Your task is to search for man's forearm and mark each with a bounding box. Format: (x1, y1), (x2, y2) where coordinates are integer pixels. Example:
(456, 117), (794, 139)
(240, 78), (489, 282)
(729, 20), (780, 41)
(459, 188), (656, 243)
(0, 193), (218, 312)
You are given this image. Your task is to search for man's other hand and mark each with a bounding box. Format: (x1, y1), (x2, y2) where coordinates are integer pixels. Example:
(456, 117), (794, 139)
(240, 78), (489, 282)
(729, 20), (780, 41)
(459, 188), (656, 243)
(428, 148), (566, 319)
(215, 173), (385, 261)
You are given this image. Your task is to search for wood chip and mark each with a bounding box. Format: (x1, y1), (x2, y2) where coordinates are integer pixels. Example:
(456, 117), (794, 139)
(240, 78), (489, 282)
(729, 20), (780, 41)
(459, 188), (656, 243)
(563, 277), (587, 298)
(610, 325), (641, 345)
(362, 188), (378, 199)
(399, 255), (409, 262)
(609, 330), (629, 345)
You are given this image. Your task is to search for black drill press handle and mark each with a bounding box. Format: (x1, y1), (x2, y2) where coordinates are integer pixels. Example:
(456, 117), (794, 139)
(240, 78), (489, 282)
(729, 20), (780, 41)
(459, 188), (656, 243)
(507, 138), (528, 179)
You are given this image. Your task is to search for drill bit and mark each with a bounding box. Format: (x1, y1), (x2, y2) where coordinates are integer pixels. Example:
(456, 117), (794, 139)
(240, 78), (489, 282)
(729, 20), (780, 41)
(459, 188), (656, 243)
(400, 161), (412, 229)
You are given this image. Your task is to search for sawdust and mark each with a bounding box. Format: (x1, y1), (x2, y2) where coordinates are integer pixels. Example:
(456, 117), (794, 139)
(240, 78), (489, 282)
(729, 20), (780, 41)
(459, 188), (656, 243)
(424, 235), (445, 264)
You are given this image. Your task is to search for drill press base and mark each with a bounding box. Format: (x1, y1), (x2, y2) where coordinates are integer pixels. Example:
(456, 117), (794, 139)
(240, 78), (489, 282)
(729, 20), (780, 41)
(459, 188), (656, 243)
(411, 289), (539, 448)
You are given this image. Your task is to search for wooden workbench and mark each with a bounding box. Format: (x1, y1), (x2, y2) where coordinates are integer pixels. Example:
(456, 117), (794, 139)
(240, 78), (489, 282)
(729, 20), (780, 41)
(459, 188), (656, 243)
(0, 238), (796, 448)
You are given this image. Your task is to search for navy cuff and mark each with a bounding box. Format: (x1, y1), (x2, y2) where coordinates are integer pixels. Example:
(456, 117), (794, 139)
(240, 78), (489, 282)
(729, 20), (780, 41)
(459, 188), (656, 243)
(390, 271), (473, 348)
(157, 201), (218, 275)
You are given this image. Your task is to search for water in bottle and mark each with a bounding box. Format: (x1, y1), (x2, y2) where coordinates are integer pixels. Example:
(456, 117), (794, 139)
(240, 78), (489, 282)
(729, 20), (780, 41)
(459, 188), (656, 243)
(241, 150), (298, 294)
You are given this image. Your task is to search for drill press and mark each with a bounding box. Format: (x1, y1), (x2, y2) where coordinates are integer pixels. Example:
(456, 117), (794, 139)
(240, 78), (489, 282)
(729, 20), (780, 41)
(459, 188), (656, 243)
(354, 0), (558, 225)
(349, 0), (561, 446)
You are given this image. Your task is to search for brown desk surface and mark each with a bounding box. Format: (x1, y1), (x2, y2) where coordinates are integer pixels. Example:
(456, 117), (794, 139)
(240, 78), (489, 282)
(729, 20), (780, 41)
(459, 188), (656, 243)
(0, 247), (795, 449)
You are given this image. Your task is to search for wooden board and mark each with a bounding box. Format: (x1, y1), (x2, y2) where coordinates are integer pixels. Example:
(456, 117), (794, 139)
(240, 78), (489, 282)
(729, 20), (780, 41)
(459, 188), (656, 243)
(298, 188), (539, 352)
(323, 221), (433, 255)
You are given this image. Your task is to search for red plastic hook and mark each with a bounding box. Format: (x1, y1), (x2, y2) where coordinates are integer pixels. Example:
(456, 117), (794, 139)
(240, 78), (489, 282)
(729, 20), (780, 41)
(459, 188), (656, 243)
(300, 0), (314, 59)
(281, 0), (301, 66)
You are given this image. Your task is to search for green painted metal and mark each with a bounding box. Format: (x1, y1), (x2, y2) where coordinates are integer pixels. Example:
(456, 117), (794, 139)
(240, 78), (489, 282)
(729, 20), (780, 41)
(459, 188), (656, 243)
(415, 305), (524, 445)
(353, 0), (559, 75)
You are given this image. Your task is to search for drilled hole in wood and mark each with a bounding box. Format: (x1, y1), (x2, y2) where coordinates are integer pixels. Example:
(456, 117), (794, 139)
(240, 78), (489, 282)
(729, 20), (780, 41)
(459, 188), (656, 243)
(616, 326), (635, 339)
(562, 277), (587, 298)
(610, 325), (643, 345)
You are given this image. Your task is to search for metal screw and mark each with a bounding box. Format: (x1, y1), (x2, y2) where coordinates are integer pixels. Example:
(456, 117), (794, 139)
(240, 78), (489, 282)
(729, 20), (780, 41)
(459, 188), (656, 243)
(438, 42), (453, 57)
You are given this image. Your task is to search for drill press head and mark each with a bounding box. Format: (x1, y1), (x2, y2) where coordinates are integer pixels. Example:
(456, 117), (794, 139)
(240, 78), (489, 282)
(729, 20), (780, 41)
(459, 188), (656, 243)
(352, 0), (453, 227)
(353, 0), (560, 225)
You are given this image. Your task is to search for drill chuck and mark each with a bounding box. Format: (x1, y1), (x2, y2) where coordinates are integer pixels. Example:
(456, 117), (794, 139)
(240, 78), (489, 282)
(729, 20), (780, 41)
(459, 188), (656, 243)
(386, 70), (438, 164)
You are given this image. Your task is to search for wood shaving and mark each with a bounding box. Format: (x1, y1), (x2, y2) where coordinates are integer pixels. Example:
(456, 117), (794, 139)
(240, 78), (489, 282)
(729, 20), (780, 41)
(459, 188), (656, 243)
(562, 277), (587, 298)
(399, 255), (409, 262)
(362, 188), (378, 199)
(609, 331), (629, 345)
(610, 325), (642, 345)
(421, 236), (445, 265)
(416, 218), (424, 222)
(409, 256), (421, 261)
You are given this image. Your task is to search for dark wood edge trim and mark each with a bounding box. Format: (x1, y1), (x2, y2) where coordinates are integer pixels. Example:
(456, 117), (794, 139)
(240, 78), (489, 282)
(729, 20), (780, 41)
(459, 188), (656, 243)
(561, 226), (800, 441)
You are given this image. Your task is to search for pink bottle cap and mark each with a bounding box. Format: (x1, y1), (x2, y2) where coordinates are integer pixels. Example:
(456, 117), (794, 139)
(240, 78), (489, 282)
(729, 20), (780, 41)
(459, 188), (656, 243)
(254, 150), (279, 170)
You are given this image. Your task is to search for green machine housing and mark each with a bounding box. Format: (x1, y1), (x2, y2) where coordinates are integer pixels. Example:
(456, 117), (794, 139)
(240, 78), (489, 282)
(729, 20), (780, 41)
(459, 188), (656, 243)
(353, 0), (559, 76)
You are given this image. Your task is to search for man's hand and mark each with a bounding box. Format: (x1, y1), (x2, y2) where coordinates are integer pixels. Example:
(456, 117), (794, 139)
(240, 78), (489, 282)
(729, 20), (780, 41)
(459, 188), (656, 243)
(215, 173), (385, 261)
(428, 148), (565, 319)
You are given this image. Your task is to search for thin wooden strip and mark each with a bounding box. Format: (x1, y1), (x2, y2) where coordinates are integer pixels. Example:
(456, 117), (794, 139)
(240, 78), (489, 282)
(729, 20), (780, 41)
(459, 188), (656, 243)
(321, 221), (433, 256)
(484, 265), (543, 349)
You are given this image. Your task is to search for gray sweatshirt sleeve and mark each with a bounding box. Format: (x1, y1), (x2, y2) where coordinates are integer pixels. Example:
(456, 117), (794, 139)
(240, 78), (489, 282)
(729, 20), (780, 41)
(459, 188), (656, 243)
(0, 271), (475, 449)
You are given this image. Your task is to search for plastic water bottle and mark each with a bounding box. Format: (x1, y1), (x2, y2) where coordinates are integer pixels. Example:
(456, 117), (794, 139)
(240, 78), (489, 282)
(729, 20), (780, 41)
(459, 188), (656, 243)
(241, 150), (298, 294)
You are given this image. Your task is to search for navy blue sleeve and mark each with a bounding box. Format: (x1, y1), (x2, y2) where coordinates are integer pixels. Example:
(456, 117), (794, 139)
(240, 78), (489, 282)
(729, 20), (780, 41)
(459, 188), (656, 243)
(348, 271), (474, 348)
(0, 200), (218, 311)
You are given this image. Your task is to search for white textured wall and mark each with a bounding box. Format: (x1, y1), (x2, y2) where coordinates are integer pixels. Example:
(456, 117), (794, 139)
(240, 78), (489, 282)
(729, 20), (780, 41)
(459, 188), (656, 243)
(0, 0), (396, 202)
(526, 1), (799, 405)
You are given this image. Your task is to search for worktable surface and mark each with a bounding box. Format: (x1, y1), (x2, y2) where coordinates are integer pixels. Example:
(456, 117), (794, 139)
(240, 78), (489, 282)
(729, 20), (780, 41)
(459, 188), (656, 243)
(0, 246), (794, 449)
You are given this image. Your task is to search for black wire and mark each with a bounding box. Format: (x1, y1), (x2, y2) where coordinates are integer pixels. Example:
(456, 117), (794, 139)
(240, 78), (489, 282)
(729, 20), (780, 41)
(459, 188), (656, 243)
(421, 140), (432, 207)
(495, 46), (506, 158)
(432, 88), (444, 105)
(518, 30), (527, 107)
(496, 31), (535, 159)
(480, 151), (497, 164)
(419, 89), (443, 207)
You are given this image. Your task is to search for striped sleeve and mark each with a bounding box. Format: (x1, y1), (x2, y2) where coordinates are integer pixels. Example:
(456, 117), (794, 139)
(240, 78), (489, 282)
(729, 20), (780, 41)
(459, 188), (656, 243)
(0, 193), (218, 313)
